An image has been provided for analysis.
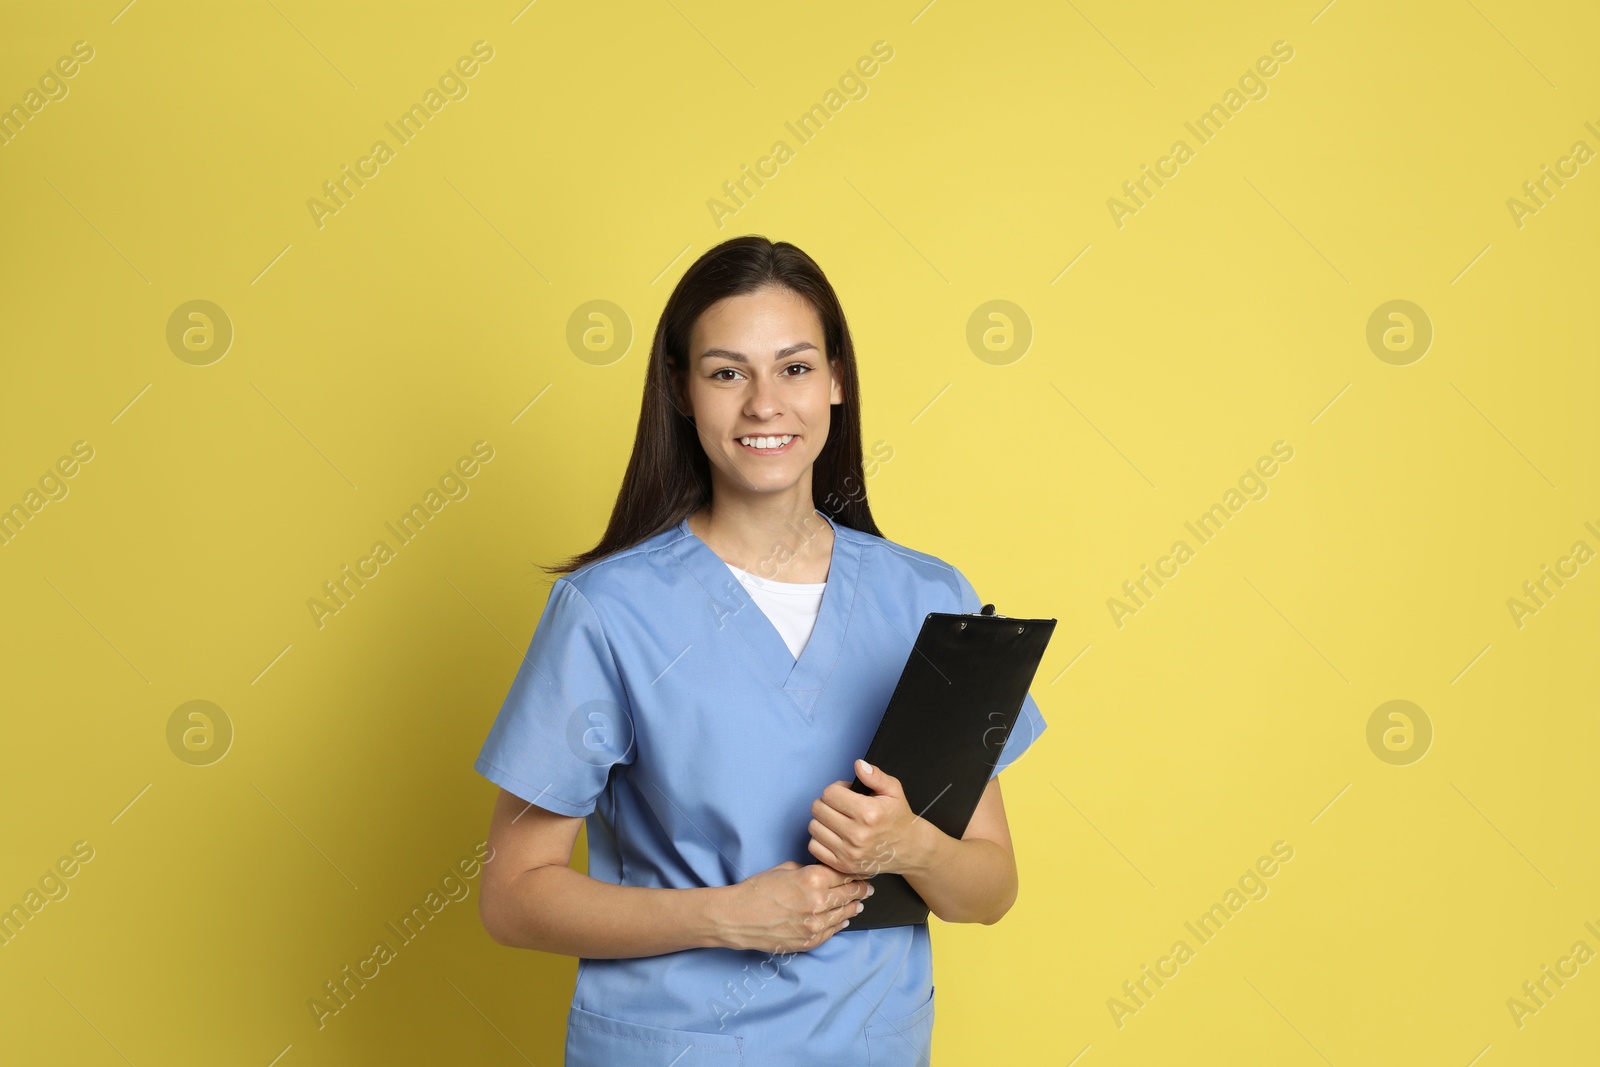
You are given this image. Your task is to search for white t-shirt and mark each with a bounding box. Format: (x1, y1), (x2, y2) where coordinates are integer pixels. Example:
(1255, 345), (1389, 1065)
(724, 562), (826, 660)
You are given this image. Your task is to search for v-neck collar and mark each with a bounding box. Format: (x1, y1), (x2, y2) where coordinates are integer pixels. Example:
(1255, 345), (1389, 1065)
(671, 507), (860, 723)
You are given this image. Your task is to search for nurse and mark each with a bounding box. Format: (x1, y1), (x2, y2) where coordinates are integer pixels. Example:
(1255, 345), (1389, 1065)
(474, 235), (1048, 1065)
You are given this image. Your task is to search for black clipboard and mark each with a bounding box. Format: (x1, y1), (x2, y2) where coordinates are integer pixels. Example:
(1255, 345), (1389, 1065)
(840, 603), (1055, 930)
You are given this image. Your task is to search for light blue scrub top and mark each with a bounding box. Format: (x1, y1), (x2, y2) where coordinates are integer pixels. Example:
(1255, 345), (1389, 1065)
(474, 508), (1048, 1066)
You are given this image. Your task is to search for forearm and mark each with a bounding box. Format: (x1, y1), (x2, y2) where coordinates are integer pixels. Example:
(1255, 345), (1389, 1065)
(897, 822), (1017, 925)
(486, 864), (726, 958)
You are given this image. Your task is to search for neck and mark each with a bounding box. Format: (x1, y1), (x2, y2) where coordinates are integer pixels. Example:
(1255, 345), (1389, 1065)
(689, 499), (833, 580)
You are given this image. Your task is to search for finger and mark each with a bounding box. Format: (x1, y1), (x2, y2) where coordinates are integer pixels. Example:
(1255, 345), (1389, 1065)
(806, 819), (857, 857)
(808, 862), (864, 887)
(820, 896), (865, 929)
(783, 908), (847, 949)
(792, 894), (861, 948)
(811, 795), (861, 835)
(819, 782), (870, 818)
(811, 874), (872, 914)
(807, 836), (845, 872)
(857, 760), (903, 797)
(778, 920), (821, 952)
(827, 898), (867, 939)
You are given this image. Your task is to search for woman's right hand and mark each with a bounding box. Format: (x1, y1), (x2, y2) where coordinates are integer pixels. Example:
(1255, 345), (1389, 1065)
(712, 860), (875, 953)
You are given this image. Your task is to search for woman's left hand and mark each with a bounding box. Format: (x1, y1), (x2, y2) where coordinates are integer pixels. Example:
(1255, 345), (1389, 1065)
(808, 759), (932, 877)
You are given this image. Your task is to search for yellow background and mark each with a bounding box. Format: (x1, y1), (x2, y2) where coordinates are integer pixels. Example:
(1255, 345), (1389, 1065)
(2, 0), (1597, 1063)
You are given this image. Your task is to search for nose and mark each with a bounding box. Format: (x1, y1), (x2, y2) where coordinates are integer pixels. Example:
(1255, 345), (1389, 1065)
(743, 373), (783, 419)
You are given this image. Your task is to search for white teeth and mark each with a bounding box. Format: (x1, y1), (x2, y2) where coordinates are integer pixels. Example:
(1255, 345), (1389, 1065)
(740, 435), (792, 449)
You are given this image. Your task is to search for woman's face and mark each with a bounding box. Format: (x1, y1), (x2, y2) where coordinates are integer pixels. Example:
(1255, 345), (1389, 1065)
(679, 285), (844, 503)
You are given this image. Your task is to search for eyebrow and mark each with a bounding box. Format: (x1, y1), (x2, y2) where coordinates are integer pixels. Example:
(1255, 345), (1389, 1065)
(698, 341), (819, 363)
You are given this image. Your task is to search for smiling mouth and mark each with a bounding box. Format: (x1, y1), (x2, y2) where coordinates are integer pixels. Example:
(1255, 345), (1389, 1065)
(737, 434), (797, 454)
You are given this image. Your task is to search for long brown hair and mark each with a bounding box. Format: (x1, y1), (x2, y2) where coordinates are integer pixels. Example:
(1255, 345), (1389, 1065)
(545, 235), (884, 576)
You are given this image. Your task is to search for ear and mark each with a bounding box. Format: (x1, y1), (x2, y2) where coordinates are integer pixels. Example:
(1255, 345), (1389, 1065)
(829, 359), (844, 405)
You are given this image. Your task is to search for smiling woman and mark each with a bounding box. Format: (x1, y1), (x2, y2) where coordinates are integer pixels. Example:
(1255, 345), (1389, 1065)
(675, 285), (843, 579)
(471, 235), (1048, 1066)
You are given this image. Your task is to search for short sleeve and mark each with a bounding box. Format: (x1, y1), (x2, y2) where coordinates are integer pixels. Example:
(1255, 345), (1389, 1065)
(473, 578), (635, 817)
(951, 566), (1049, 780)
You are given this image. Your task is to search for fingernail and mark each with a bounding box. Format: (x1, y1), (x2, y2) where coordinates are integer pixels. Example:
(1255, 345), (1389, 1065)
(841, 920), (850, 929)
(866, 885), (875, 897)
(856, 901), (865, 914)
